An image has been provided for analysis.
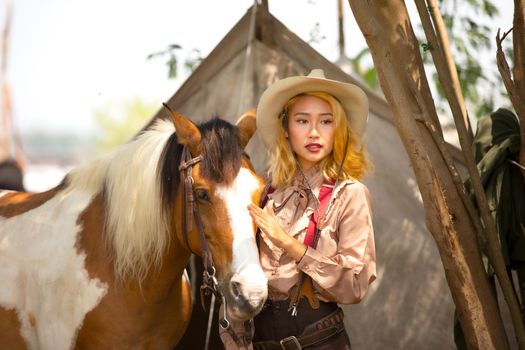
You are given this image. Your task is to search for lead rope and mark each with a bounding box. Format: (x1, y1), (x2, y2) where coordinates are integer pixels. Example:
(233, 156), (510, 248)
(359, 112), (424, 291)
(204, 293), (216, 350)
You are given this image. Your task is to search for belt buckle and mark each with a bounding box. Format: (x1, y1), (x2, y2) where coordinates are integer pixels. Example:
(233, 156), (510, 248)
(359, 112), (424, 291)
(280, 336), (302, 350)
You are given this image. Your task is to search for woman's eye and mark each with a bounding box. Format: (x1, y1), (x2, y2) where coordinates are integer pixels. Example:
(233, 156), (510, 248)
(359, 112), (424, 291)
(195, 189), (211, 202)
(321, 119), (333, 125)
(296, 119), (308, 124)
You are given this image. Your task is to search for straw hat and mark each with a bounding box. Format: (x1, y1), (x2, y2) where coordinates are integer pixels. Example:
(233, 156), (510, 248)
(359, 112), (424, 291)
(256, 69), (369, 149)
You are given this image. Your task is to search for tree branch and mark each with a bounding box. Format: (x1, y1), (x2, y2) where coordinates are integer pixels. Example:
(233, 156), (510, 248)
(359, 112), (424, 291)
(513, 0), (525, 105)
(421, 0), (474, 142)
(348, 1), (510, 348)
(496, 27), (525, 177)
(416, 2), (525, 346)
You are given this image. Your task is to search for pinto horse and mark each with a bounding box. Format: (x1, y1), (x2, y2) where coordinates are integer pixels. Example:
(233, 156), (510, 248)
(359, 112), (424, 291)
(0, 107), (267, 349)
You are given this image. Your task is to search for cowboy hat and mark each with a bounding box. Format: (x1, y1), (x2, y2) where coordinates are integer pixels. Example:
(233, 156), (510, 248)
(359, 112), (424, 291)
(256, 69), (369, 149)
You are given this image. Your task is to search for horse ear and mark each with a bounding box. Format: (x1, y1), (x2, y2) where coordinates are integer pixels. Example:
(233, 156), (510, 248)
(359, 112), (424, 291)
(163, 103), (201, 155)
(236, 108), (257, 149)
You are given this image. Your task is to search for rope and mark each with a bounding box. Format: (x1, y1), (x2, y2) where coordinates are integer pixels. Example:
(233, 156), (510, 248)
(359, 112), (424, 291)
(204, 293), (216, 350)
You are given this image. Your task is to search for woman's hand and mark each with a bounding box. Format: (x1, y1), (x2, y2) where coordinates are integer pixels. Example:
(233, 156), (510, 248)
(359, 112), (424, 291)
(247, 200), (285, 245)
(248, 200), (307, 261)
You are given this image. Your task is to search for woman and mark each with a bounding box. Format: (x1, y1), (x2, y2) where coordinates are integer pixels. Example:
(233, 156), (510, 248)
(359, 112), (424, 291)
(221, 69), (376, 349)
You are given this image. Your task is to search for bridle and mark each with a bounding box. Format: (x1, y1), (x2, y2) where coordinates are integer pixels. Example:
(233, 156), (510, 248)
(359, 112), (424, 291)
(178, 146), (236, 348)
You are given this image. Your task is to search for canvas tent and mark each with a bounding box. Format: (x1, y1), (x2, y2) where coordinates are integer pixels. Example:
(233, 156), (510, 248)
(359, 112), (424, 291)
(147, 4), (467, 349)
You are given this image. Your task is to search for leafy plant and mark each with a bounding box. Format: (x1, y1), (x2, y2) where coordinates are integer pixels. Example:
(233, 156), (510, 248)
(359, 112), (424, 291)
(148, 44), (203, 79)
(147, 44), (182, 79)
(350, 0), (509, 119)
(308, 22), (326, 44)
(419, 0), (506, 118)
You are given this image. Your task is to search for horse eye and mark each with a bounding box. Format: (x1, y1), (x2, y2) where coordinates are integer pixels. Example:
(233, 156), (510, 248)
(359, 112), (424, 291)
(195, 188), (211, 202)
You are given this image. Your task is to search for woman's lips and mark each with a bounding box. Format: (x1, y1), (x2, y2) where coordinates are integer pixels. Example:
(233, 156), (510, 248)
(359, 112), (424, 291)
(305, 143), (322, 153)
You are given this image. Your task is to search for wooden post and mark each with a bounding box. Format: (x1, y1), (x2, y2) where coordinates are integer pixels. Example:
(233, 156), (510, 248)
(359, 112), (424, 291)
(1, 0), (13, 162)
(338, 0), (345, 60)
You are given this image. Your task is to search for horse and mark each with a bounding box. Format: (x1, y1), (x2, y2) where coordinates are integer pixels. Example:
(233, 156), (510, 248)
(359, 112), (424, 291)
(0, 106), (268, 349)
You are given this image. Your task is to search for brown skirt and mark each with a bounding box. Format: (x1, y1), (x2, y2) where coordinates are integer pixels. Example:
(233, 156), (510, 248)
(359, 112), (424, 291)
(253, 298), (351, 350)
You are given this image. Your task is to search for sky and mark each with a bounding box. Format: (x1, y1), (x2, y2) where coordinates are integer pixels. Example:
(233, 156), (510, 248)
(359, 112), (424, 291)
(0, 0), (514, 191)
(2, 1), (515, 141)
(4, 0), (365, 137)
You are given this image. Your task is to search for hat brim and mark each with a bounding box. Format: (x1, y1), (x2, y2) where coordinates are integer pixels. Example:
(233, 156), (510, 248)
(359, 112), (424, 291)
(256, 74), (369, 150)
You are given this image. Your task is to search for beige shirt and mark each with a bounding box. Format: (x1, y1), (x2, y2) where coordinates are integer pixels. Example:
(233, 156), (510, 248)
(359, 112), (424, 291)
(260, 165), (376, 304)
(220, 166), (376, 349)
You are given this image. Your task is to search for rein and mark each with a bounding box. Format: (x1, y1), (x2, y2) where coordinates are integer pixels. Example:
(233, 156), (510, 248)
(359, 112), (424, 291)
(178, 146), (232, 348)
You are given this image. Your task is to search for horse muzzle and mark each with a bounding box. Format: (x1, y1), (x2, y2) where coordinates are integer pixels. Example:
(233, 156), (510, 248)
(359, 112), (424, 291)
(224, 267), (267, 320)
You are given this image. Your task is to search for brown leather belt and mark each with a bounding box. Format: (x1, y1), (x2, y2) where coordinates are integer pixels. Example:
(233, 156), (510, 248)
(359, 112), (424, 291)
(254, 307), (345, 350)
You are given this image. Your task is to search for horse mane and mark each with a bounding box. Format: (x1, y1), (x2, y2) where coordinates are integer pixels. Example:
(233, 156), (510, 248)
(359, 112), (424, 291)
(65, 117), (243, 283)
(199, 118), (243, 183)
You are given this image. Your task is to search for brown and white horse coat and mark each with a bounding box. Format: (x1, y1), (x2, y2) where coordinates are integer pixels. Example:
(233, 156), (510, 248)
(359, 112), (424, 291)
(0, 110), (267, 349)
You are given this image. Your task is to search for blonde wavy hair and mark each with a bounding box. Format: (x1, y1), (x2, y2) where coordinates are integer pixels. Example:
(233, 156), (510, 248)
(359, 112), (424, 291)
(268, 91), (370, 188)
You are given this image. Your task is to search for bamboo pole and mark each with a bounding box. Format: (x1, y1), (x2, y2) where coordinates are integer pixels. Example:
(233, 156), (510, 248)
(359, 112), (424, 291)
(417, 1), (525, 347)
(497, 29), (525, 172)
(424, 0), (474, 143)
(337, 0), (345, 60)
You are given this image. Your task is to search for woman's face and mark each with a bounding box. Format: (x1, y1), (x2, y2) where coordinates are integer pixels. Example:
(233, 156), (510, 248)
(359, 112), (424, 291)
(286, 95), (335, 171)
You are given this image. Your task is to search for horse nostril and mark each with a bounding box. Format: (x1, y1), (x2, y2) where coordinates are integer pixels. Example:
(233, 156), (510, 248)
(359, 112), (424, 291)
(230, 280), (242, 299)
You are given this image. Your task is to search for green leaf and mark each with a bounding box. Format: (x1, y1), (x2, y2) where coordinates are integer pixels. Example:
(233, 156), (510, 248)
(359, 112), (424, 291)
(363, 68), (378, 90)
(167, 56), (178, 79)
(422, 42), (433, 52)
(482, 0), (498, 17)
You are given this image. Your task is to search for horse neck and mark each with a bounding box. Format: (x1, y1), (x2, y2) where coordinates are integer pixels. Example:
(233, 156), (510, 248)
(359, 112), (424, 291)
(78, 193), (191, 301)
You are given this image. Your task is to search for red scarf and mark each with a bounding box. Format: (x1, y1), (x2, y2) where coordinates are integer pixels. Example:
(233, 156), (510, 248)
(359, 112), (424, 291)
(303, 181), (334, 247)
(261, 180), (334, 248)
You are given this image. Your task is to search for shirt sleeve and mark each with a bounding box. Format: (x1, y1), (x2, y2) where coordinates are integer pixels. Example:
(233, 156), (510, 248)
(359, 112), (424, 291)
(296, 182), (376, 304)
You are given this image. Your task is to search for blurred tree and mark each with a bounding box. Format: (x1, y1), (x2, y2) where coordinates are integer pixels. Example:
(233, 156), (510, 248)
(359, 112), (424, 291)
(94, 98), (157, 150)
(184, 48), (204, 73)
(147, 44), (182, 79)
(425, 0), (504, 118)
(308, 22), (326, 44)
(349, 47), (379, 89)
(350, 0), (508, 119)
(148, 44), (204, 79)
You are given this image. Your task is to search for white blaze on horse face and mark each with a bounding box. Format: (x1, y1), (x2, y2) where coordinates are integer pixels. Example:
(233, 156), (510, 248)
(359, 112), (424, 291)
(0, 190), (108, 350)
(215, 168), (267, 299)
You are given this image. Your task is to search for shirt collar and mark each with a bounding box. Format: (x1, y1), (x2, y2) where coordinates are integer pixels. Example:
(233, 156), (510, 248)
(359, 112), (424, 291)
(292, 164), (324, 191)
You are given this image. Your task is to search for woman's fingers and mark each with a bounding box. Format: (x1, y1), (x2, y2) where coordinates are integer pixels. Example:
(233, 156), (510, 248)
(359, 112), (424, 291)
(248, 204), (266, 229)
(247, 202), (282, 242)
(265, 200), (276, 216)
(248, 203), (266, 219)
